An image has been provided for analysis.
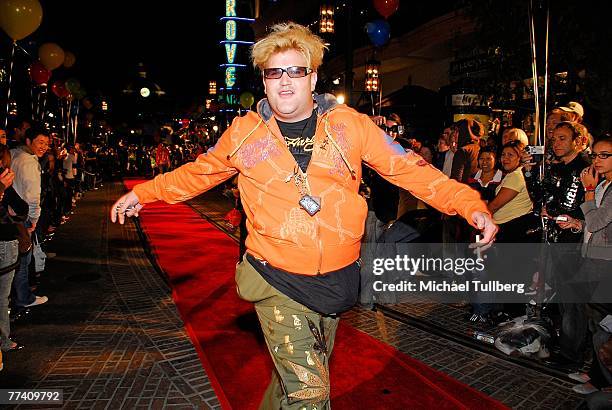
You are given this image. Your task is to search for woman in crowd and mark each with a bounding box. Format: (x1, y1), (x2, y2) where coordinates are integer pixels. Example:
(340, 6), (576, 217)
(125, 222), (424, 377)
(466, 146), (504, 324)
(468, 147), (503, 203)
(487, 141), (538, 242)
(501, 127), (529, 147)
(555, 135), (612, 399)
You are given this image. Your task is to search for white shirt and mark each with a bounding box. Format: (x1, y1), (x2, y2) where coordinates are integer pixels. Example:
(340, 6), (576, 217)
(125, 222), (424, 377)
(584, 180), (611, 244)
(63, 153), (77, 180)
(10, 147), (42, 223)
(442, 150), (455, 177)
(473, 169), (503, 187)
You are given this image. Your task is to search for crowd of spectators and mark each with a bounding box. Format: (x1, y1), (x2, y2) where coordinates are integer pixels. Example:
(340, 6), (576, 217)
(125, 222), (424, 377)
(364, 102), (611, 403)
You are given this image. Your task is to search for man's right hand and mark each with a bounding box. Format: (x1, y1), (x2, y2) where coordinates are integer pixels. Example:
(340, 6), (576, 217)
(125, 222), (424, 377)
(110, 190), (143, 224)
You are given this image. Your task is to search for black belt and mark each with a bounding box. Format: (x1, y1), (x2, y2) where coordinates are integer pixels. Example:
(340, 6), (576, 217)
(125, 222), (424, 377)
(0, 260), (19, 276)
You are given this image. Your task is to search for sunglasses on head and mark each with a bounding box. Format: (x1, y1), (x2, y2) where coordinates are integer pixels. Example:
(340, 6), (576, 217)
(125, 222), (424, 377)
(263, 66), (312, 79)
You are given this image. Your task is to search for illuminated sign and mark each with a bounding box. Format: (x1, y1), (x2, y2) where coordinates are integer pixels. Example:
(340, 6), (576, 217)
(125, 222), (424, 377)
(226, 0), (236, 16)
(225, 67), (236, 88)
(225, 43), (236, 64)
(221, 0), (254, 91)
(226, 20), (236, 40)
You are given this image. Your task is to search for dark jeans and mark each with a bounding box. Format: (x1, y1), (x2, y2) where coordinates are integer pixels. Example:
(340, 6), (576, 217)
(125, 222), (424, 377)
(1, 240), (19, 350)
(557, 257), (611, 363)
(12, 247), (34, 308)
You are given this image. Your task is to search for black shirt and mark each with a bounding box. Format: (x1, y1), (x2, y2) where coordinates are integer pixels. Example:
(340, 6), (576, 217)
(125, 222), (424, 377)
(248, 110), (361, 315)
(276, 110), (317, 172)
(545, 154), (590, 243)
(0, 187), (29, 241)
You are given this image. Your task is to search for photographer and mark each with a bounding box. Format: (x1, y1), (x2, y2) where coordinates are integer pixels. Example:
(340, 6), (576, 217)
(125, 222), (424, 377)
(521, 122), (591, 242)
(521, 121), (593, 370)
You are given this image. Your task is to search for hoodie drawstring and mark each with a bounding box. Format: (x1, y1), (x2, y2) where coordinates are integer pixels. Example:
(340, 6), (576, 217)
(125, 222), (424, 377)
(323, 116), (356, 179)
(226, 118), (264, 160)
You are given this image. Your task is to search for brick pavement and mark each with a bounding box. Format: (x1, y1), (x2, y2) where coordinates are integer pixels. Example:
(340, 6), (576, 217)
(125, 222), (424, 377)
(6, 182), (220, 410)
(5, 181), (584, 409)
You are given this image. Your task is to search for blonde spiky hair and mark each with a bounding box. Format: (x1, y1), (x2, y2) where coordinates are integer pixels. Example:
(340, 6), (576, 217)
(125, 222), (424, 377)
(251, 22), (327, 71)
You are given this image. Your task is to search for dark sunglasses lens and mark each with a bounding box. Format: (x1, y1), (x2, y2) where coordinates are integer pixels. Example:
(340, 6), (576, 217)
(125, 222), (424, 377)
(264, 68), (282, 79)
(287, 67), (307, 78)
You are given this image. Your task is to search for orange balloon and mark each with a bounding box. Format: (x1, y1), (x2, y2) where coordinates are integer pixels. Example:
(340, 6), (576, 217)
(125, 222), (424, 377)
(63, 51), (76, 68)
(39, 43), (65, 70)
(0, 0), (43, 41)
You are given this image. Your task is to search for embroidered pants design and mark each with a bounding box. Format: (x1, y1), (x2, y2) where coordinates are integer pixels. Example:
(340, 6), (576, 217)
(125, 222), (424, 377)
(236, 257), (339, 410)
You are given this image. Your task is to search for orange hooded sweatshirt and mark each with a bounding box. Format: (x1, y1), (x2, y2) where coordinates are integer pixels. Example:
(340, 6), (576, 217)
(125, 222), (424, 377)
(133, 94), (490, 275)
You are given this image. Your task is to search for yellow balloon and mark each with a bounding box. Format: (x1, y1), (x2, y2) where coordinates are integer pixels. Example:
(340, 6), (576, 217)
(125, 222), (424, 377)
(0, 0), (43, 41)
(63, 51), (76, 68)
(39, 43), (65, 71)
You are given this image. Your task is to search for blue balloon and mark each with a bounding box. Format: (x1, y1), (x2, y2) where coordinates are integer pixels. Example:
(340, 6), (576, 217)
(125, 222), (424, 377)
(366, 20), (391, 47)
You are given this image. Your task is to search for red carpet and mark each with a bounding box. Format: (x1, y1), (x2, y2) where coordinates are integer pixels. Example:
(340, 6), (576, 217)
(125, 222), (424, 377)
(124, 179), (508, 410)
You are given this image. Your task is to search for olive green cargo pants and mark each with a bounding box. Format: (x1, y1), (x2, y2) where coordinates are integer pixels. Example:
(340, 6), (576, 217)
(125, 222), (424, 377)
(235, 256), (339, 410)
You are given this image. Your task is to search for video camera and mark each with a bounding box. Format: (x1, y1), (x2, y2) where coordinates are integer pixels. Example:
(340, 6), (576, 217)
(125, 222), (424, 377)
(525, 145), (545, 163)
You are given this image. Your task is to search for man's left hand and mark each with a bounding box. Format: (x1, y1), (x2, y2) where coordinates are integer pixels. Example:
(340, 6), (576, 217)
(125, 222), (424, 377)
(471, 211), (498, 251)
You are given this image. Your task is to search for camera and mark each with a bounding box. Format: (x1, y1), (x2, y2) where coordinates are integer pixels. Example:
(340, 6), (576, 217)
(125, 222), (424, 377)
(525, 145), (545, 155)
(525, 145), (545, 163)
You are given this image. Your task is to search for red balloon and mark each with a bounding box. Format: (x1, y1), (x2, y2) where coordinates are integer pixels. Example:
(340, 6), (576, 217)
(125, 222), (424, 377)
(373, 0), (399, 19)
(51, 80), (69, 99)
(29, 61), (51, 85)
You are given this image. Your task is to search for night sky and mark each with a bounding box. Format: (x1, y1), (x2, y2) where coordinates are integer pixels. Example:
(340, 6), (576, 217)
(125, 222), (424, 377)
(3, 1), (227, 105)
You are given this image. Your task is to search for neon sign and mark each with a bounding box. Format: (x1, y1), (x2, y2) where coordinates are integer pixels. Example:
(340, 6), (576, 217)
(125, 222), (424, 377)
(221, 0), (254, 91)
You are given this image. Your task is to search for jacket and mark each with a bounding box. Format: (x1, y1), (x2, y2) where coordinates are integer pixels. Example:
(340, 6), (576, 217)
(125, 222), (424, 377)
(10, 145), (42, 225)
(133, 94), (489, 275)
(451, 143), (480, 183)
(581, 182), (612, 260)
(0, 186), (29, 241)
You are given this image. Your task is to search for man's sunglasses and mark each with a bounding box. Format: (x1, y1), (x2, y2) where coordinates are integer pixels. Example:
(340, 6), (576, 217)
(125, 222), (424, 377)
(588, 152), (612, 160)
(263, 66), (313, 79)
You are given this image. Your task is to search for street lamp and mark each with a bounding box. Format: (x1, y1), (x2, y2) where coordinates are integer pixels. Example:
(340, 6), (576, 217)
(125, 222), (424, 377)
(336, 93), (345, 104)
(319, 4), (335, 34)
(365, 59), (380, 92)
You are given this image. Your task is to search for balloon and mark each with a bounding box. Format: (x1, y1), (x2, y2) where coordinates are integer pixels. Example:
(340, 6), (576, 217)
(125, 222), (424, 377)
(63, 51), (76, 68)
(366, 20), (391, 47)
(72, 87), (86, 100)
(51, 80), (69, 99)
(239, 91), (255, 109)
(39, 43), (65, 70)
(82, 98), (93, 110)
(373, 0), (399, 19)
(0, 0), (43, 41)
(65, 78), (81, 93)
(29, 61), (51, 85)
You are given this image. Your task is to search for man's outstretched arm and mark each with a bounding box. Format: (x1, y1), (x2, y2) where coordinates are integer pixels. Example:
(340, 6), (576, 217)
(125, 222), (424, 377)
(359, 115), (497, 246)
(110, 129), (238, 224)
